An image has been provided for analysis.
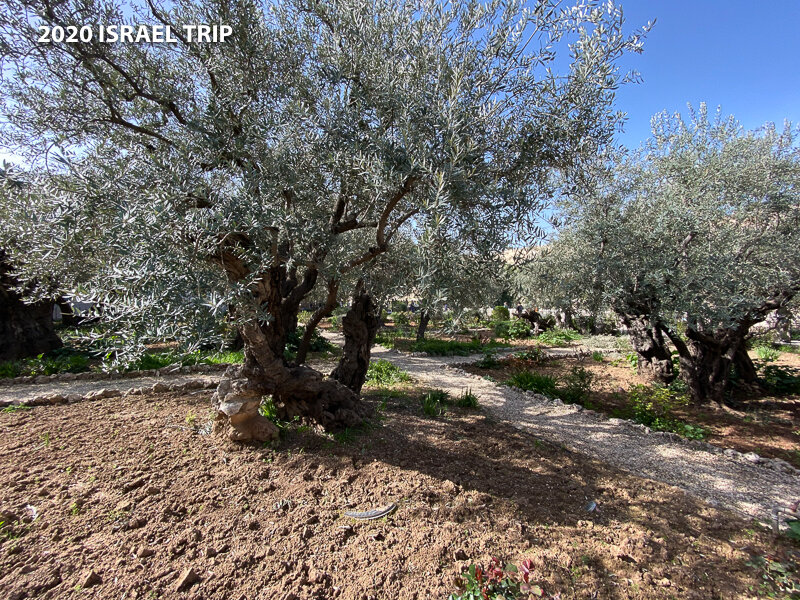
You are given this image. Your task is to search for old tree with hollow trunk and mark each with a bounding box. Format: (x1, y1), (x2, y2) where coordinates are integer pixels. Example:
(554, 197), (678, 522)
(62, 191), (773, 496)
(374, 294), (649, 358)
(522, 106), (800, 405)
(1, 0), (646, 440)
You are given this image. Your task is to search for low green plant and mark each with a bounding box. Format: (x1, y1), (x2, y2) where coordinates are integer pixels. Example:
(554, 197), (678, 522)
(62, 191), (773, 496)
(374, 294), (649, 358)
(475, 349), (500, 369)
(450, 558), (543, 600)
(515, 347), (546, 363)
(456, 388), (480, 408)
(366, 359), (411, 386)
(0, 348), (93, 379)
(491, 305), (510, 322)
(508, 319), (531, 339)
(506, 371), (558, 397)
(558, 366), (594, 405)
(375, 330), (397, 346)
(758, 363), (800, 395)
(421, 390), (448, 417)
(536, 328), (581, 346)
(591, 351), (604, 362)
(787, 519), (800, 543)
(2, 404), (31, 413)
(625, 351), (639, 370)
(410, 338), (507, 356)
(392, 311), (411, 331)
(755, 345), (781, 362)
(746, 554), (800, 598)
(493, 320), (511, 339)
(627, 384), (707, 440)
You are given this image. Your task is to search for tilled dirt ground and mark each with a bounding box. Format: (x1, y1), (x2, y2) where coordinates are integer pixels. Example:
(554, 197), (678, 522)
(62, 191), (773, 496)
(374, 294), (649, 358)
(0, 388), (794, 599)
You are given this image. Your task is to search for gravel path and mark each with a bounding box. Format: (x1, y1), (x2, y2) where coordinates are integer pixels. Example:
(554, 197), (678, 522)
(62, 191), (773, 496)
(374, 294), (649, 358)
(368, 343), (800, 522)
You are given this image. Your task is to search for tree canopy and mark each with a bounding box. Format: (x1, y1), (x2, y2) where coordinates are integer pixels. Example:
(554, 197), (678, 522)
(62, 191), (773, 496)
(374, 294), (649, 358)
(1, 0), (647, 438)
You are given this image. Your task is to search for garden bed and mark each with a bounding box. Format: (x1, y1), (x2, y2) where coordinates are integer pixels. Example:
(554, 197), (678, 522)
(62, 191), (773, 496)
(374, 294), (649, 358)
(1, 386), (796, 599)
(462, 352), (800, 468)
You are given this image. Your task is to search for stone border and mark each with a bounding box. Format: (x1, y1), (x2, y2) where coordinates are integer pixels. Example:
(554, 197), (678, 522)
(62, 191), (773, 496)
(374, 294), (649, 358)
(442, 363), (800, 478)
(0, 362), (230, 387)
(0, 378), (218, 409)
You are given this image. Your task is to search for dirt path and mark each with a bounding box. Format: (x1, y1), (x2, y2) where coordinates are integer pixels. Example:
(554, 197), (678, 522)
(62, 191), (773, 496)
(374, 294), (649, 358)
(366, 342), (800, 522)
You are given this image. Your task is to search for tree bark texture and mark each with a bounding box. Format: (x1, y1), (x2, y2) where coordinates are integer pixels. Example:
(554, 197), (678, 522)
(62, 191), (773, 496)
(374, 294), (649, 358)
(212, 266), (371, 443)
(620, 314), (675, 383)
(330, 286), (380, 394)
(415, 309), (430, 342)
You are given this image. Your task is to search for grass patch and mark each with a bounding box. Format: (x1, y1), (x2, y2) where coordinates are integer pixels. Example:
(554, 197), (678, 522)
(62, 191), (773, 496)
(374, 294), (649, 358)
(0, 348), (92, 379)
(535, 328), (581, 346)
(421, 390), (449, 417)
(455, 388), (480, 408)
(366, 359), (411, 386)
(410, 338), (508, 356)
(505, 367), (595, 407)
(2, 404), (31, 413)
(506, 371), (558, 397)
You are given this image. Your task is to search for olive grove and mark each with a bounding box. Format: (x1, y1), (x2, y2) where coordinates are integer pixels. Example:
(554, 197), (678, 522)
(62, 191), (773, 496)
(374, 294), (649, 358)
(1, 0), (646, 440)
(522, 105), (800, 406)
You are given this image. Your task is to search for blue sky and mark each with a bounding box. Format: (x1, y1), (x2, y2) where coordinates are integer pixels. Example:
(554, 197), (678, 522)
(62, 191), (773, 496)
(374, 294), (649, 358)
(613, 0), (800, 148)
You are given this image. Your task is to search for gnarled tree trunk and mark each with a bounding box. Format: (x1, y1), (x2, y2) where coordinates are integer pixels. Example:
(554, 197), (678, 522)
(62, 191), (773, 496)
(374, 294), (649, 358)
(0, 254), (62, 361)
(620, 313), (674, 383)
(662, 324), (753, 406)
(415, 309), (430, 342)
(212, 267), (371, 443)
(330, 284), (380, 394)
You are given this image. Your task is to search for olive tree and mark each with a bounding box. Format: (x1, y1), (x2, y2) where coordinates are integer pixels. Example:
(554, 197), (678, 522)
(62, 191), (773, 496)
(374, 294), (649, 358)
(0, 166), (64, 360)
(1, 0), (645, 440)
(524, 105), (800, 405)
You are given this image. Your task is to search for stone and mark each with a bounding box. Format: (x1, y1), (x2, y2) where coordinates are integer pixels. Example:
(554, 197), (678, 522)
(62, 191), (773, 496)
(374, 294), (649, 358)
(743, 452), (761, 464)
(136, 546), (155, 558)
(175, 567), (199, 591)
(78, 569), (102, 588)
(152, 382), (170, 393)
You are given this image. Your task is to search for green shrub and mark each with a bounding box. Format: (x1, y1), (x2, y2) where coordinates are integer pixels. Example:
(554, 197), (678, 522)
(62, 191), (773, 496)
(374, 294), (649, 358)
(759, 364), (800, 395)
(506, 371), (558, 397)
(515, 347), (546, 363)
(393, 311), (411, 330)
(374, 330), (401, 348)
(559, 366), (594, 404)
(626, 384), (706, 439)
(475, 349), (500, 369)
(508, 319), (531, 339)
(455, 388), (479, 408)
(0, 348), (94, 378)
(366, 359), (411, 386)
(421, 390), (448, 417)
(591, 351), (604, 362)
(491, 305), (510, 322)
(410, 338), (507, 356)
(536, 328), (581, 346)
(493, 320), (511, 339)
(755, 345), (781, 362)
(297, 310), (313, 324)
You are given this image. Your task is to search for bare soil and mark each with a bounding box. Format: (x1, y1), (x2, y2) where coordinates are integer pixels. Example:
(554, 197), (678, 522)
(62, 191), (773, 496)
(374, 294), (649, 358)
(1, 387), (795, 599)
(462, 352), (800, 468)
